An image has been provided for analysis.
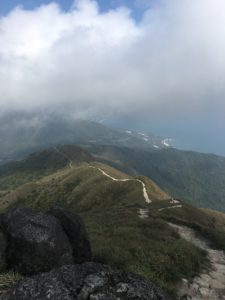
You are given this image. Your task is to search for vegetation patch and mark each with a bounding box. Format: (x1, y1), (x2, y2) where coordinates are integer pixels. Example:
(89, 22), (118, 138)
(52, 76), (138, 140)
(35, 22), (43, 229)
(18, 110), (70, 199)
(0, 272), (23, 295)
(0, 162), (220, 297)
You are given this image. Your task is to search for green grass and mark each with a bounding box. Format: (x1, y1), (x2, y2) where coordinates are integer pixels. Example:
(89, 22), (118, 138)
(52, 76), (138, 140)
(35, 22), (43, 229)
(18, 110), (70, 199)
(0, 145), (94, 191)
(159, 202), (225, 251)
(0, 164), (213, 298)
(90, 145), (225, 212)
(82, 209), (208, 296)
(0, 172), (44, 190)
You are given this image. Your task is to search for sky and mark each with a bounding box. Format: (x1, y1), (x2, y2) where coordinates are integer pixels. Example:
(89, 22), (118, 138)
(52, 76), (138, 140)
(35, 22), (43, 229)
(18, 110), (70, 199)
(0, 0), (153, 18)
(0, 0), (225, 155)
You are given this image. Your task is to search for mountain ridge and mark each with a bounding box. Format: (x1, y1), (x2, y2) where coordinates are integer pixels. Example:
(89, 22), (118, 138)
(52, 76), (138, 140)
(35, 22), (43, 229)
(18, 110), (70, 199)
(0, 117), (225, 212)
(88, 144), (225, 212)
(1, 145), (225, 298)
(0, 118), (171, 164)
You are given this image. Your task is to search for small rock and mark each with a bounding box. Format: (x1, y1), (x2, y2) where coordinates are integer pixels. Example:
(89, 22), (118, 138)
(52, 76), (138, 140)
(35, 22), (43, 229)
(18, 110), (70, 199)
(190, 282), (200, 292)
(78, 274), (107, 299)
(116, 282), (129, 293)
(199, 287), (210, 297)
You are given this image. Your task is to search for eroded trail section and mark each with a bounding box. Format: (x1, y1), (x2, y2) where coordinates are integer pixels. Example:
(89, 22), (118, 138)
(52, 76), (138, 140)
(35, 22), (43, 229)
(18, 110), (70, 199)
(139, 208), (149, 219)
(158, 204), (182, 212)
(92, 167), (152, 203)
(169, 223), (225, 300)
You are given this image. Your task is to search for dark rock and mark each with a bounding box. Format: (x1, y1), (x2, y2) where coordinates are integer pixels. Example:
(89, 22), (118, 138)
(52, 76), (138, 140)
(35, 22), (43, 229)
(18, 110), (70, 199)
(0, 230), (7, 272)
(1, 207), (74, 275)
(48, 207), (92, 263)
(1, 262), (170, 300)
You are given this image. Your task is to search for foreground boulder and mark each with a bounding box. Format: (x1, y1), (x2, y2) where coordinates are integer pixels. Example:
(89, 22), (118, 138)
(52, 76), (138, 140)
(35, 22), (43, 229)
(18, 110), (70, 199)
(1, 262), (169, 300)
(48, 207), (92, 263)
(0, 230), (7, 272)
(1, 207), (74, 275)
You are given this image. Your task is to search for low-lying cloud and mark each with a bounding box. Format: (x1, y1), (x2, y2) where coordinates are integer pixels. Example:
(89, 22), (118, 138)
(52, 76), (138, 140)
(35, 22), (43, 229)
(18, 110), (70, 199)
(0, 0), (225, 121)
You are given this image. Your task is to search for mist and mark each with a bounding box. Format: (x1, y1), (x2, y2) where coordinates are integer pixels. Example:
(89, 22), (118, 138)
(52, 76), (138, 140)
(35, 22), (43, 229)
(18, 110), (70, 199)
(0, 0), (225, 154)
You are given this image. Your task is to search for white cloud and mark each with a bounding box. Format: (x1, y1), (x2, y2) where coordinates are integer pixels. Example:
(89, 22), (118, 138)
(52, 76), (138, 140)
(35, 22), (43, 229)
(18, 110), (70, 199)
(0, 0), (225, 120)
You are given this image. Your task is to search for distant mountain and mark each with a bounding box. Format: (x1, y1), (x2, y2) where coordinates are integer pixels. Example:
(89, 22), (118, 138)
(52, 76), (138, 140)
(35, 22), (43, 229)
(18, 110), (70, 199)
(0, 145), (93, 190)
(0, 115), (171, 164)
(0, 145), (93, 173)
(88, 145), (225, 212)
(1, 114), (225, 213)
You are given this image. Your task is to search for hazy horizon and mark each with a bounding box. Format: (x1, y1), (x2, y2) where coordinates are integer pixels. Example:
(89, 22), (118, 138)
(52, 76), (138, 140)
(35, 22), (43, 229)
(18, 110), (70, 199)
(0, 0), (224, 156)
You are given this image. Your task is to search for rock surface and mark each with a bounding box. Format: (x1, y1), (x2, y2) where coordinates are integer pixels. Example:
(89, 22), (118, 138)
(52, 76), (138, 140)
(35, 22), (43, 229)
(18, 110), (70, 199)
(1, 207), (74, 275)
(1, 262), (169, 300)
(48, 207), (92, 263)
(0, 230), (7, 272)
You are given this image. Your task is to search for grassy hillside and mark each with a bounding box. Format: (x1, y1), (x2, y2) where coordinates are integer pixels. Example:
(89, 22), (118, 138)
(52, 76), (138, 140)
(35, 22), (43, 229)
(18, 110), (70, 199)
(0, 145), (93, 191)
(88, 145), (225, 212)
(1, 115), (225, 213)
(0, 162), (169, 211)
(1, 160), (224, 297)
(1, 147), (225, 297)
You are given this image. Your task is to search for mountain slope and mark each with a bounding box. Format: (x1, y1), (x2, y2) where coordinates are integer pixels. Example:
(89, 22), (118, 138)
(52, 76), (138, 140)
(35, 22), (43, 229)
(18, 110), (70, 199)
(0, 116), (170, 164)
(1, 161), (170, 212)
(0, 163), (206, 297)
(0, 145), (93, 191)
(1, 148), (225, 297)
(88, 145), (225, 212)
(1, 115), (225, 213)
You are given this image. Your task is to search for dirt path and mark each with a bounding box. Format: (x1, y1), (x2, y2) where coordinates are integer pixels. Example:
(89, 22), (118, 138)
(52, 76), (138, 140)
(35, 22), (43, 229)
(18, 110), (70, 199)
(139, 208), (149, 219)
(54, 147), (184, 212)
(158, 204), (182, 212)
(169, 223), (225, 300)
(54, 148), (151, 203)
(92, 166), (152, 204)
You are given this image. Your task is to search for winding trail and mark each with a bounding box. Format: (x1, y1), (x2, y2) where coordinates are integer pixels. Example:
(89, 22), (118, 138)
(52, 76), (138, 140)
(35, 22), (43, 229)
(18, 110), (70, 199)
(169, 223), (225, 300)
(54, 146), (184, 212)
(54, 147), (151, 203)
(158, 204), (182, 212)
(90, 166), (152, 204)
(54, 146), (225, 299)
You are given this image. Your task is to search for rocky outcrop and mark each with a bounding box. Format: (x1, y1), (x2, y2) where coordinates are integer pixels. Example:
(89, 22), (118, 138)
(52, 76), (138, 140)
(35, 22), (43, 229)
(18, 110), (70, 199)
(0, 230), (7, 272)
(1, 262), (169, 300)
(0, 207), (169, 299)
(48, 207), (92, 263)
(0, 207), (93, 275)
(0, 207), (74, 275)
